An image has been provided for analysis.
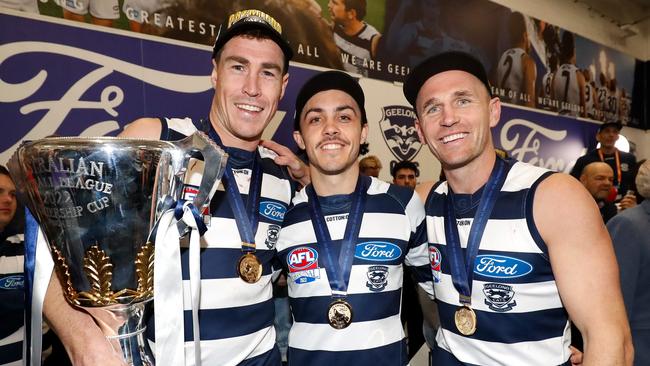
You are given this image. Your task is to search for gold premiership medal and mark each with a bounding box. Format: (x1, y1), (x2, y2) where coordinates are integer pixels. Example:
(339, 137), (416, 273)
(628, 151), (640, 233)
(237, 253), (262, 283)
(454, 305), (477, 336)
(327, 299), (353, 329)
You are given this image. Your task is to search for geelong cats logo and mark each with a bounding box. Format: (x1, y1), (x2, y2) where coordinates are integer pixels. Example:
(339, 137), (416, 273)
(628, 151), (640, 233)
(379, 106), (422, 161)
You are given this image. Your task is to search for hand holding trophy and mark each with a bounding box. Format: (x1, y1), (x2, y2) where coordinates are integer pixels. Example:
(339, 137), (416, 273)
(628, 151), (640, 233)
(8, 132), (227, 365)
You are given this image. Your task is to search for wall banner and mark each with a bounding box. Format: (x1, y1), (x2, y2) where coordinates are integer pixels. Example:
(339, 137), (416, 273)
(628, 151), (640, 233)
(0, 10), (617, 182)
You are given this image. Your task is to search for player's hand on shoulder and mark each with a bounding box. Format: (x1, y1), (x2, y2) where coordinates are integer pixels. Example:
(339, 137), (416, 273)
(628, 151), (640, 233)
(260, 139), (310, 186)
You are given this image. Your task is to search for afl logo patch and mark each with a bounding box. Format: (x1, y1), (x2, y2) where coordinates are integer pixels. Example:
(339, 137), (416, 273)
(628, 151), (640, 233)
(259, 201), (286, 222)
(287, 247), (319, 273)
(430, 246), (441, 283)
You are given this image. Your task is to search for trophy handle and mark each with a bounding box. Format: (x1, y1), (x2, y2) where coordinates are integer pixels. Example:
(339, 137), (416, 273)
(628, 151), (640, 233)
(172, 131), (228, 213)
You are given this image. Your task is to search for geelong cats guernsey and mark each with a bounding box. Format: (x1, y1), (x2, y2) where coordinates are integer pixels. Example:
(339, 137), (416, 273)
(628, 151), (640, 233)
(0, 233), (27, 366)
(425, 159), (571, 366)
(553, 64), (581, 115)
(0, 233), (52, 366)
(277, 176), (433, 366)
(333, 22), (379, 77)
(147, 117), (294, 365)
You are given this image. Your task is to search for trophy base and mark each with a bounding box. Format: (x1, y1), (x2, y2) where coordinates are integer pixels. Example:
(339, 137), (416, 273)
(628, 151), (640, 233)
(86, 301), (155, 366)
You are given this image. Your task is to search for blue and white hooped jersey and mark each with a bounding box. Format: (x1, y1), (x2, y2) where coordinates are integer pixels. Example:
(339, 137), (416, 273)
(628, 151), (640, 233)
(425, 160), (572, 366)
(147, 117), (294, 365)
(333, 22), (379, 77)
(1, 234), (26, 366)
(277, 177), (433, 366)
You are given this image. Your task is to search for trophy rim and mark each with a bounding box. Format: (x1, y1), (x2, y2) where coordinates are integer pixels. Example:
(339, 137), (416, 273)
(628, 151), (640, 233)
(18, 136), (175, 145)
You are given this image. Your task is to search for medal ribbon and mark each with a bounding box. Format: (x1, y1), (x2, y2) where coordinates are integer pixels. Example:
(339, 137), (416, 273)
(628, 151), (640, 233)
(174, 199), (208, 235)
(23, 209), (53, 366)
(23, 208), (37, 365)
(598, 148), (621, 188)
(306, 175), (369, 298)
(208, 127), (263, 251)
(444, 157), (507, 305)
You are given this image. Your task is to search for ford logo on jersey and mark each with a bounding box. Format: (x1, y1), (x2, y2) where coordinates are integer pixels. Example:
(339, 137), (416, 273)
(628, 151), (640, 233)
(354, 242), (402, 261)
(259, 201), (286, 222)
(287, 247), (319, 272)
(474, 255), (533, 279)
(0, 275), (24, 290)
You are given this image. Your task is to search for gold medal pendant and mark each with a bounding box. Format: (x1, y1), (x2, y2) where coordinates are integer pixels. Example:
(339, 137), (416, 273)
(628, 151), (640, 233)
(454, 305), (477, 336)
(237, 253), (262, 283)
(327, 299), (353, 329)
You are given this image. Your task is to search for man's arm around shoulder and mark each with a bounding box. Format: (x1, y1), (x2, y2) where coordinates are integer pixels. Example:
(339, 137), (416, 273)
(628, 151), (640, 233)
(534, 173), (633, 365)
(119, 118), (163, 139)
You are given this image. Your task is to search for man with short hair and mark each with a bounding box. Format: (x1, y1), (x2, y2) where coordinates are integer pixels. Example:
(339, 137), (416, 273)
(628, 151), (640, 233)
(0, 166), (59, 366)
(391, 160), (418, 189)
(580, 162), (618, 223)
(358, 155), (382, 178)
(403, 51), (632, 365)
(570, 121), (637, 202)
(328, 0), (381, 77)
(0, 165), (26, 366)
(579, 161), (636, 223)
(42, 9), (308, 366)
(277, 70), (432, 364)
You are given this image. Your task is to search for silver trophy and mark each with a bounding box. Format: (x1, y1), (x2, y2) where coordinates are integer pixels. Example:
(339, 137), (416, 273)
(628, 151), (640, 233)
(8, 132), (227, 365)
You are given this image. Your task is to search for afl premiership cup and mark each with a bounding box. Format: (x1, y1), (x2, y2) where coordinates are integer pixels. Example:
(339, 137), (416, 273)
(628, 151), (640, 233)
(8, 132), (227, 365)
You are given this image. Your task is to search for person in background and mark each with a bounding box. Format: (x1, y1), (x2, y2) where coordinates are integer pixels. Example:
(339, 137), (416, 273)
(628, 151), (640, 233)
(391, 160), (418, 190)
(607, 159), (650, 366)
(403, 50), (632, 365)
(580, 162), (635, 223)
(277, 70), (433, 364)
(495, 11), (536, 107)
(552, 31), (586, 117)
(570, 121), (637, 203)
(390, 160), (438, 359)
(359, 155), (382, 177)
(0, 165), (61, 366)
